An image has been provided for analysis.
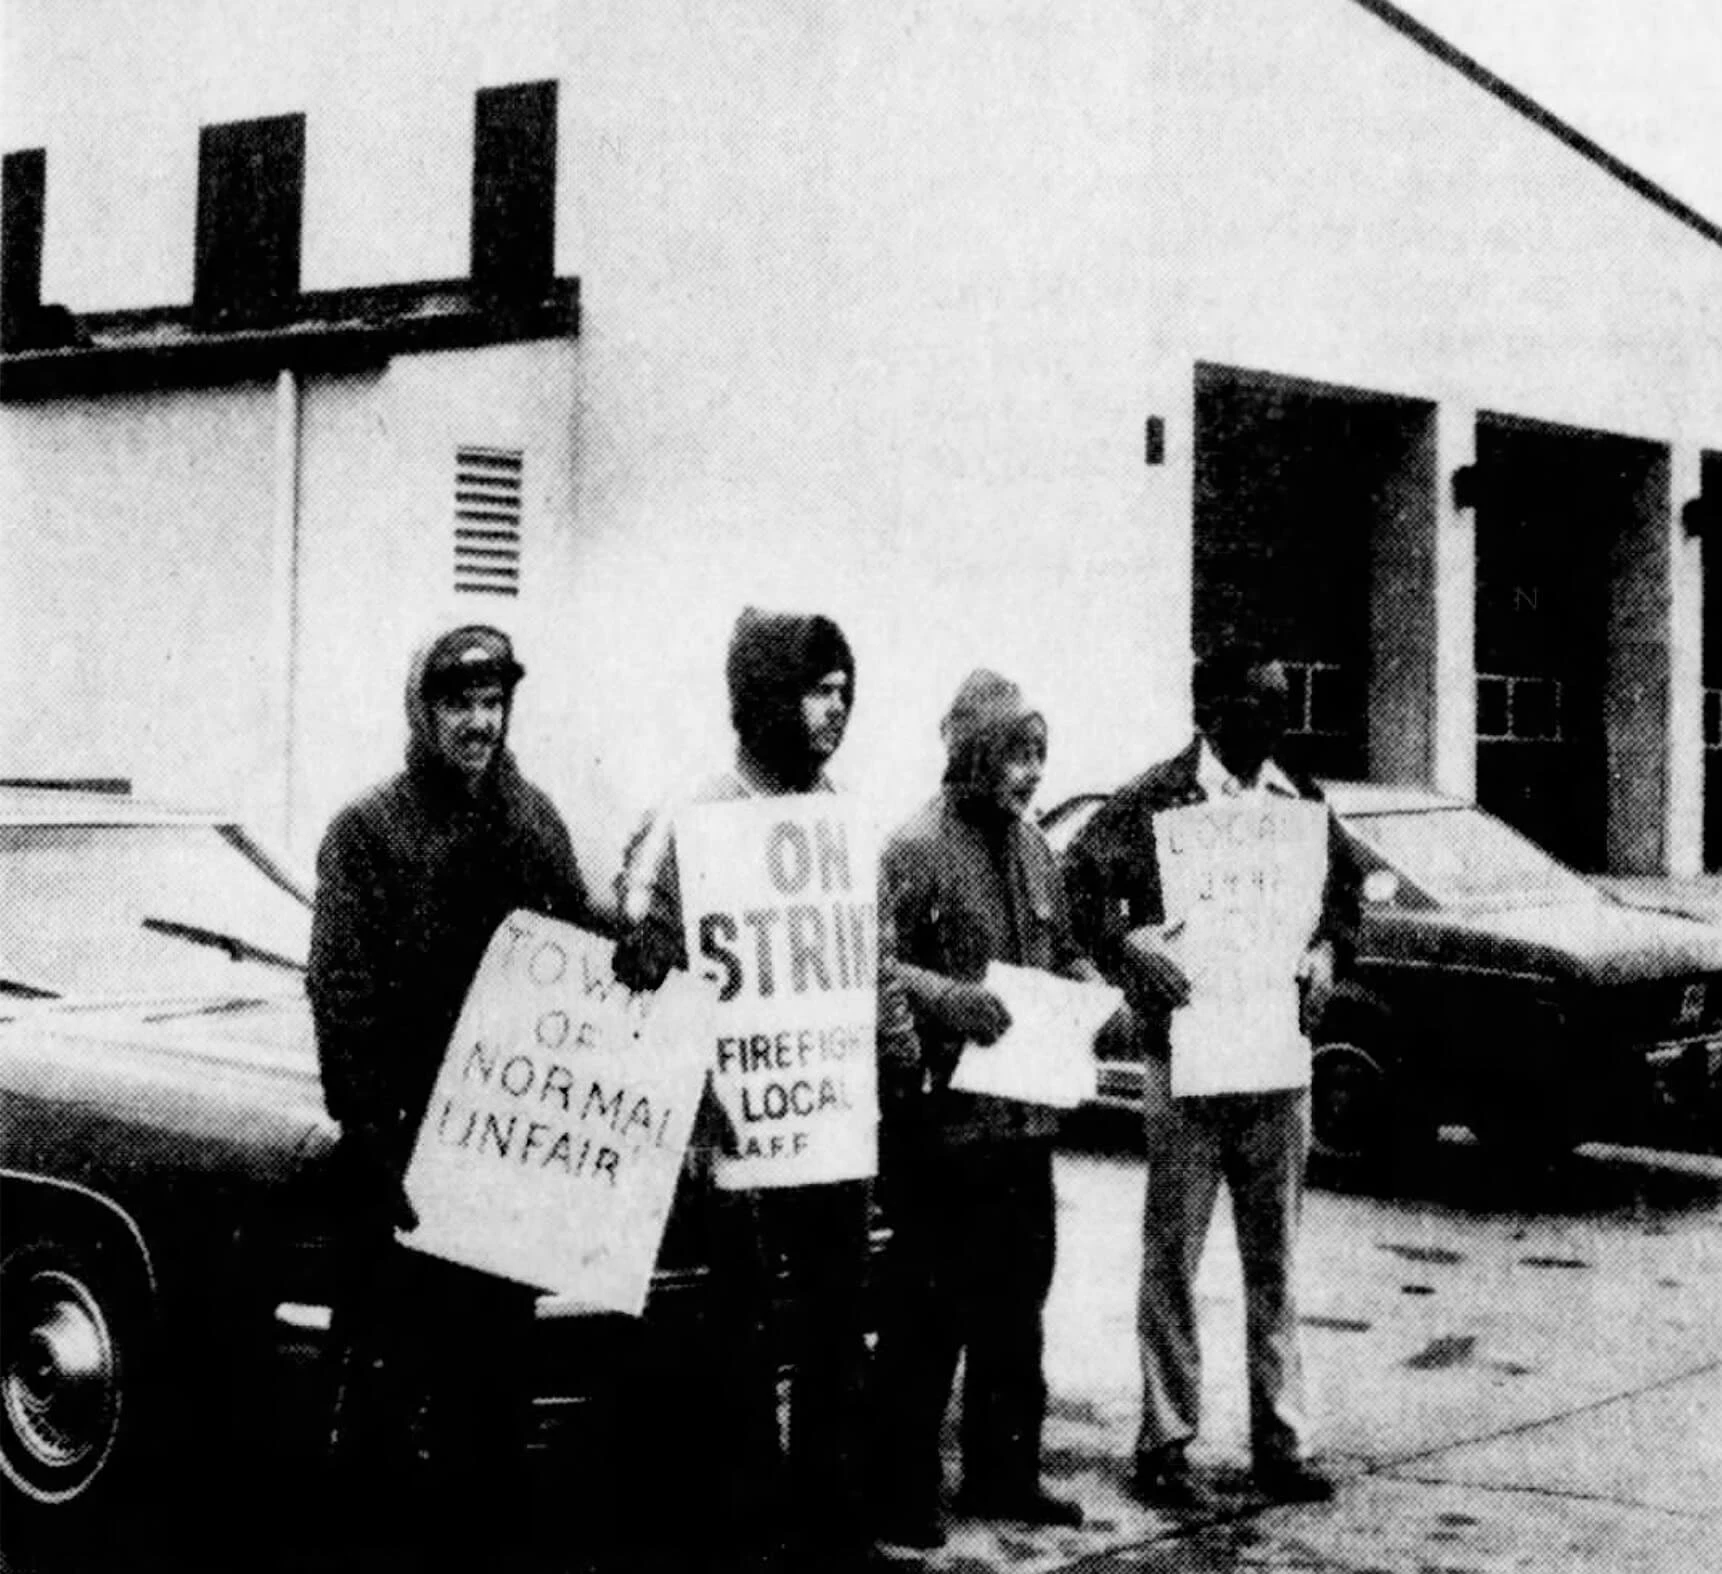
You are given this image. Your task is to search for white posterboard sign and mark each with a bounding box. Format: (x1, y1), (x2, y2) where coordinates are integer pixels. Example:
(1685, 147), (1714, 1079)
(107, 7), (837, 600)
(675, 796), (879, 1190)
(401, 912), (713, 1315)
(1152, 796), (1329, 1096)
(949, 962), (1121, 1109)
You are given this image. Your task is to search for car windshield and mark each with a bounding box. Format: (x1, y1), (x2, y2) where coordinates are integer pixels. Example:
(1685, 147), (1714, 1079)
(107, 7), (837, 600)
(0, 822), (310, 1000)
(1344, 806), (1600, 911)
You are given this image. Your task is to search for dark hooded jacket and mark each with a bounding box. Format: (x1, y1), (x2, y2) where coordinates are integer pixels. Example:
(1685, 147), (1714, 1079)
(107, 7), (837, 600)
(308, 631), (603, 1157)
(883, 670), (1090, 1145)
(620, 609), (856, 943)
(616, 608), (918, 1145)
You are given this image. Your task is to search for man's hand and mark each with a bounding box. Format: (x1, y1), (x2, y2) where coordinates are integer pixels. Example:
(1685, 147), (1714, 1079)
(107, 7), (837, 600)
(1297, 940), (1337, 1036)
(612, 924), (679, 992)
(938, 982), (1013, 1045)
(1121, 924), (1192, 1011)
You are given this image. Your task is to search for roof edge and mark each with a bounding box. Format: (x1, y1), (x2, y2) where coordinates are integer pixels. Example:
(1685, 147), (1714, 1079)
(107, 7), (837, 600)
(1349, 0), (1722, 254)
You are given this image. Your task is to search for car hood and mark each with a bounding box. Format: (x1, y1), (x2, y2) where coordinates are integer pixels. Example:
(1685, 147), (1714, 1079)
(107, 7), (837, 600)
(0, 991), (338, 1180)
(1419, 897), (1722, 986)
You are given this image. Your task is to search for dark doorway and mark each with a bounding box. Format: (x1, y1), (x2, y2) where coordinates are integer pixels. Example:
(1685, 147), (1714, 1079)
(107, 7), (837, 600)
(1193, 364), (1429, 782)
(1473, 417), (1664, 873)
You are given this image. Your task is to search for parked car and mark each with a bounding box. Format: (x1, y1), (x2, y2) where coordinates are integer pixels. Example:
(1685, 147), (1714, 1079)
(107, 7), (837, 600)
(1043, 782), (1722, 1162)
(0, 784), (725, 1561)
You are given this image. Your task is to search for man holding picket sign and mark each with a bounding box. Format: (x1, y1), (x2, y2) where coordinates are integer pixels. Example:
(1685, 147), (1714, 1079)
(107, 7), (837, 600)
(308, 625), (611, 1568)
(870, 669), (1105, 1550)
(612, 606), (917, 1572)
(1064, 647), (1358, 1513)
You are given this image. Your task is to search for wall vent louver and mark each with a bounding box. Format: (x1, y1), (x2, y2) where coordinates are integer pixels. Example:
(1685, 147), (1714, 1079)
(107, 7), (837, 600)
(453, 446), (523, 597)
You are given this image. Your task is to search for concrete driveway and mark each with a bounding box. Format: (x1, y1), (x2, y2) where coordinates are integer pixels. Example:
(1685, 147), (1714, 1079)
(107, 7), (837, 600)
(900, 1133), (1722, 1573)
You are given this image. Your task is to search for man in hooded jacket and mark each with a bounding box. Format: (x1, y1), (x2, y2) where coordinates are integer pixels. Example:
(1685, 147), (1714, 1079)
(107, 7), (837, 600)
(870, 670), (1094, 1548)
(308, 624), (605, 1563)
(612, 606), (915, 1570)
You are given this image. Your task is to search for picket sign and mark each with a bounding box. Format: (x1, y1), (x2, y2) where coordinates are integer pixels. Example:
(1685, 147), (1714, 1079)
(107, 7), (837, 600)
(949, 962), (1120, 1109)
(1152, 796), (1329, 1096)
(675, 795), (879, 1190)
(401, 912), (713, 1315)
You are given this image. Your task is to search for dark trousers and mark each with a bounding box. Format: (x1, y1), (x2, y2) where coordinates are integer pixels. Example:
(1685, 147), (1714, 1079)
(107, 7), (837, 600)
(681, 1178), (873, 1561)
(325, 1223), (538, 1571)
(871, 1138), (1058, 1515)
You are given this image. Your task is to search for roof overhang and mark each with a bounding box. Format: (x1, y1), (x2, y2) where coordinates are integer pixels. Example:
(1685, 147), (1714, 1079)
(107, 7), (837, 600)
(0, 276), (579, 404)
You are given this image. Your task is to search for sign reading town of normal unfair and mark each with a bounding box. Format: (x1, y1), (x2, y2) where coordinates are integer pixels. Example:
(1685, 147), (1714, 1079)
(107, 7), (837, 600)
(676, 795), (879, 1190)
(1152, 795), (1329, 1097)
(402, 912), (712, 1315)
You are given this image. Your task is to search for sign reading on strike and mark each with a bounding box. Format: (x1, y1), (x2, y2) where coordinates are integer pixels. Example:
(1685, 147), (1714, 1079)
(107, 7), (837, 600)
(401, 912), (712, 1314)
(676, 796), (879, 1190)
(1153, 796), (1329, 1096)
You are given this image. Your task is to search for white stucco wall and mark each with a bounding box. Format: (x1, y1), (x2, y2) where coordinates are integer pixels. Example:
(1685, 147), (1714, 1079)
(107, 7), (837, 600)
(4, 0), (1719, 880)
(289, 340), (599, 874)
(0, 387), (281, 823)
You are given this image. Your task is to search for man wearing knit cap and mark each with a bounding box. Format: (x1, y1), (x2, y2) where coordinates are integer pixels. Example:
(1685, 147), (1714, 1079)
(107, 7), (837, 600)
(871, 669), (1096, 1548)
(308, 624), (606, 1565)
(612, 606), (916, 1571)
(1063, 648), (1357, 1512)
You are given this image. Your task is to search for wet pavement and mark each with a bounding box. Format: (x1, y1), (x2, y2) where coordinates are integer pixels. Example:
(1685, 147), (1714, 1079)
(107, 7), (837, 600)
(20, 1128), (1717, 1573)
(900, 1129), (1722, 1573)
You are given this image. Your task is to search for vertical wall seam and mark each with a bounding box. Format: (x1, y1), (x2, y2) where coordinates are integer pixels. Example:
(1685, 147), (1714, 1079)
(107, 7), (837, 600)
(272, 367), (303, 848)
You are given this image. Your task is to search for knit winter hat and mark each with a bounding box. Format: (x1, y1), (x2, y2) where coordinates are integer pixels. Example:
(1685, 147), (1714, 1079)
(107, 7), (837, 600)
(940, 668), (1046, 794)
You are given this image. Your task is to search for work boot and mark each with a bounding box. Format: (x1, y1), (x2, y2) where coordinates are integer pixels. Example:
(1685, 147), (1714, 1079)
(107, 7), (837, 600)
(1252, 1455), (1337, 1504)
(952, 1482), (1084, 1528)
(872, 1504), (948, 1553)
(1126, 1446), (1219, 1514)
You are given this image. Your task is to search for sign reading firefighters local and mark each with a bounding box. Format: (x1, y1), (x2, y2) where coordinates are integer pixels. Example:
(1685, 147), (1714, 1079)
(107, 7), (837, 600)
(1152, 796), (1329, 1097)
(401, 912), (712, 1314)
(675, 796), (879, 1189)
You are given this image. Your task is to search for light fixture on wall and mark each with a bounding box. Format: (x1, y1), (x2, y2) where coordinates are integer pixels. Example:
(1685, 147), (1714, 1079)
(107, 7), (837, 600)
(1451, 463), (1483, 512)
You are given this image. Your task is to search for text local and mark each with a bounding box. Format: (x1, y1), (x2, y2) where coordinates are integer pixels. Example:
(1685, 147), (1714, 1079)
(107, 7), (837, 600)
(696, 816), (876, 1003)
(428, 1037), (678, 1187)
(1166, 810), (1318, 921)
(716, 1022), (868, 1130)
(1162, 806), (1285, 857)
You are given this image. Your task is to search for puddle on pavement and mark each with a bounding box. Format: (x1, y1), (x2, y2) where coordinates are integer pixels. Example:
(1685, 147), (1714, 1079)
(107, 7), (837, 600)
(1102, 1519), (1375, 1573)
(1101, 1520), (1270, 1572)
(1517, 1254), (1591, 1269)
(1401, 1283), (1436, 1296)
(1405, 1333), (1478, 1370)
(1482, 1358), (1534, 1377)
(1302, 1313), (1373, 1332)
(1378, 1241), (1466, 1265)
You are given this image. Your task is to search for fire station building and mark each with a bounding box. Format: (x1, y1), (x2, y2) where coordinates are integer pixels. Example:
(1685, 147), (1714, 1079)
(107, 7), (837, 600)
(2, 0), (1718, 886)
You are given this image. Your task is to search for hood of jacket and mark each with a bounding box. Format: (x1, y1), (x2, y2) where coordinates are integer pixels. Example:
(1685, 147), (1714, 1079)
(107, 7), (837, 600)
(726, 606), (855, 791)
(403, 624), (521, 798)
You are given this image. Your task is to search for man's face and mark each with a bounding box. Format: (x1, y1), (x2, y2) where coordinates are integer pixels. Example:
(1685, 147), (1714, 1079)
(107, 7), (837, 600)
(991, 733), (1046, 820)
(800, 670), (851, 763)
(1206, 662), (1289, 781)
(429, 681), (508, 784)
